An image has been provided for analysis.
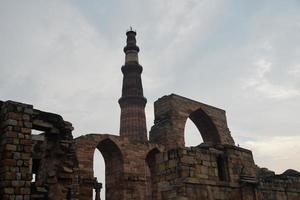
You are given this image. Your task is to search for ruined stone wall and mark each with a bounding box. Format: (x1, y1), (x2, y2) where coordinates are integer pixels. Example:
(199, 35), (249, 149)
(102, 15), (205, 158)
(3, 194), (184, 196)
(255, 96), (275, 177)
(153, 146), (256, 199)
(74, 94), (300, 200)
(256, 175), (300, 200)
(75, 134), (163, 200)
(1, 97), (299, 200)
(152, 145), (300, 200)
(150, 94), (234, 150)
(33, 109), (79, 200)
(0, 101), (33, 200)
(0, 100), (79, 200)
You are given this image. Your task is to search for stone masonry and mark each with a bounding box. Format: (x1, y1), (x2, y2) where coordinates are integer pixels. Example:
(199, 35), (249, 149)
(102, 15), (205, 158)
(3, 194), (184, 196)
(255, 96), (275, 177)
(0, 101), (79, 200)
(0, 30), (300, 200)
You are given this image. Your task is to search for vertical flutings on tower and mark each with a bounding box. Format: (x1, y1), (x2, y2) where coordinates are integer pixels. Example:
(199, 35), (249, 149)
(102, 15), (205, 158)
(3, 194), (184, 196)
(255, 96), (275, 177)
(118, 29), (147, 142)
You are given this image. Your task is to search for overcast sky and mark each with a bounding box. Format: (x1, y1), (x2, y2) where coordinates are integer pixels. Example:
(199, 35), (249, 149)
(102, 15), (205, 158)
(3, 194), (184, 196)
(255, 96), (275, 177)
(1, 0), (300, 197)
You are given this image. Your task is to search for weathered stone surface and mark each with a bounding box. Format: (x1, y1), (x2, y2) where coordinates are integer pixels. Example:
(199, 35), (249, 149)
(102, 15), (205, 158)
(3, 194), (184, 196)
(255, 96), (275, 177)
(0, 101), (79, 200)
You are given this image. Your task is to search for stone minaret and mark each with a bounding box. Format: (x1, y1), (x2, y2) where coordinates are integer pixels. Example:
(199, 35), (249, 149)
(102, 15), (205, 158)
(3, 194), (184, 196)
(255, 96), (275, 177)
(118, 29), (147, 142)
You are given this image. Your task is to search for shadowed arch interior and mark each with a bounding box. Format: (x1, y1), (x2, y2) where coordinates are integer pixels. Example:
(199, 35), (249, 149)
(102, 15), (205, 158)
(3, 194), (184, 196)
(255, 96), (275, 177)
(187, 108), (221, 144)
(145, 148), (160, 200)
(96, 138), (124, 200)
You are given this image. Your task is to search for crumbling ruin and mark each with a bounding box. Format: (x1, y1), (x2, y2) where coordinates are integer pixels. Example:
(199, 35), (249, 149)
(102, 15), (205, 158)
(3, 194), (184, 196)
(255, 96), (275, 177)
(0, 30), (299, 200)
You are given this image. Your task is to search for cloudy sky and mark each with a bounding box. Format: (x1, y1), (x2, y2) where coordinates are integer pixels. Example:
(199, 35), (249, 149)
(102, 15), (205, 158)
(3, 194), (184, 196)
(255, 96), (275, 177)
(1, 0), (300, 197)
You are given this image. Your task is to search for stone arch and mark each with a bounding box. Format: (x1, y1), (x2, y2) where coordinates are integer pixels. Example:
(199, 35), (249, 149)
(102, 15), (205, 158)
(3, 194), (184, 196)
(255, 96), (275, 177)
(150, 94), (234, 150)
(184, 108), (221, 145)
(184, 118), (205, 147)
(145, 148), (160, 200)
(75, 134), (125, 200)
(97, 138), (124, 199)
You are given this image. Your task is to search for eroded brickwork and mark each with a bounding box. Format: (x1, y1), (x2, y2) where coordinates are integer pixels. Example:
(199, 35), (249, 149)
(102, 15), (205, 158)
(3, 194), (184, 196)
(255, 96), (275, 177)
(150, 94), (235, 149)
(0, 101), (79, 200)
(1, 96), (299, 200)
(75, 134), (163, 200)
(153, 145), (257, 199)
(74, 93), (300, 200)
(0, 101), (33, 200)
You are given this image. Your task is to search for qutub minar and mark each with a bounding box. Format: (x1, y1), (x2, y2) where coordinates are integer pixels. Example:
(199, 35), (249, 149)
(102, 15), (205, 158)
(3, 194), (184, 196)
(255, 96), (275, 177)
(119, 28), (147, 142)
(0, 29), (299, 200)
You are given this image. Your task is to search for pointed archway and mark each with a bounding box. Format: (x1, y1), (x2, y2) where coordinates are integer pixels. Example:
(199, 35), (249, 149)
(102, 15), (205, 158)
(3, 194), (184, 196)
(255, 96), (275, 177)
(184, 108), (221, 146)
(96, 138), (124, 200)
(145, 148), (160, 200)
(93, 150), (105, 199)
(184, 118), (204, 147)
(76, 135), (125, 200)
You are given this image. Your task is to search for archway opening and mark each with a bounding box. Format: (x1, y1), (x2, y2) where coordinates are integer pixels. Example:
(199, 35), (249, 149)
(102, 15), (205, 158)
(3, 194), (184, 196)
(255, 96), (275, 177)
(184, 118), (203, 147)
(184, 108), (221, 146)
(93, 149), (105, 200)
(95, 139), (124, 200)
(145, 148), (160, 200)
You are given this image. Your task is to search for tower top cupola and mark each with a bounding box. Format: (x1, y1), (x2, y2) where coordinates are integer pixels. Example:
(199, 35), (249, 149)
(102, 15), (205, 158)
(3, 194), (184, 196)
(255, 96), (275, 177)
(124, 27), (139, 52)
(123, 27), (140, 65)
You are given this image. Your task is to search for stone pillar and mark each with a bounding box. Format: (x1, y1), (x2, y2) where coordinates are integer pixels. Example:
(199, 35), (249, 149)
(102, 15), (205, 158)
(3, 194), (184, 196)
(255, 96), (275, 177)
(0, 101), (33, 200)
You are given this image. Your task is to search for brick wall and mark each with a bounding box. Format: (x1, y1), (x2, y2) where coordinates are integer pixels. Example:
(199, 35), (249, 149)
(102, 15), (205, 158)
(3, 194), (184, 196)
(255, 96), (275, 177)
(153, 145), (255, 199)
(75, 134), (163, 200)
(0, 101), (33, 200)
(0, 101), (79, 200)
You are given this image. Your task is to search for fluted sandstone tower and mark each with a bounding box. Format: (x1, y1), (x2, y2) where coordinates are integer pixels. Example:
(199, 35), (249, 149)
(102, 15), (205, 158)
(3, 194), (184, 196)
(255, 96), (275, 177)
(118, 29), (147, 142)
